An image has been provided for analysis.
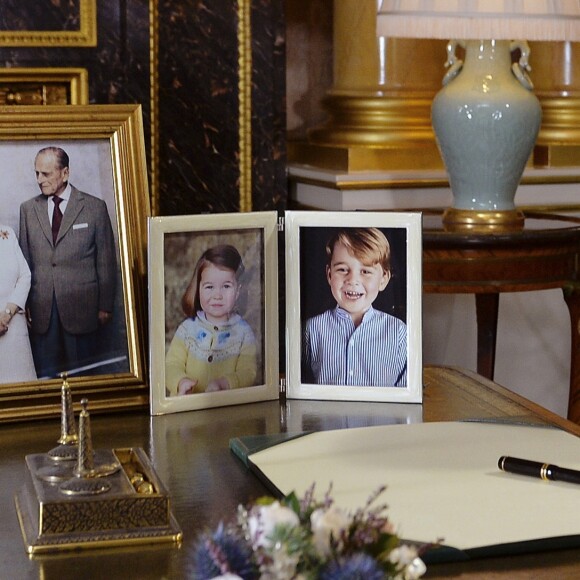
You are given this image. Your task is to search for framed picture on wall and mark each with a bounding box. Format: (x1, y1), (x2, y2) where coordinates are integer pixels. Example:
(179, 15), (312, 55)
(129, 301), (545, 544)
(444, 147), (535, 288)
(148, 211), (279, 414)
(284, 211), (423, 404)
(0, 104), (149, 422)
(0, 0), (97, 47)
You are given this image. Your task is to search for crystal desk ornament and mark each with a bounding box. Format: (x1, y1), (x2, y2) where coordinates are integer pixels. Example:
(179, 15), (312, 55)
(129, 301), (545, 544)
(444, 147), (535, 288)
(14, 398), (182, 554)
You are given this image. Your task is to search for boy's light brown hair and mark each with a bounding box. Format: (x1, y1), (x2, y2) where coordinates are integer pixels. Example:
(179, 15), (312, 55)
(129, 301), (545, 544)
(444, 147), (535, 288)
(325, 228), (391, 274)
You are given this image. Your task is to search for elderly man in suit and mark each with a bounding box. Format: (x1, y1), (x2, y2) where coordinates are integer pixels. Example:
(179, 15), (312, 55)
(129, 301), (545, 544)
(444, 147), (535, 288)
(19, 146), (117, 379)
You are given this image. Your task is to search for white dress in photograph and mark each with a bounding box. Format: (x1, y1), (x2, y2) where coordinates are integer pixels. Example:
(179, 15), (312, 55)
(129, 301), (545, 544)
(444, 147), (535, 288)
(0, 225), (36, 383)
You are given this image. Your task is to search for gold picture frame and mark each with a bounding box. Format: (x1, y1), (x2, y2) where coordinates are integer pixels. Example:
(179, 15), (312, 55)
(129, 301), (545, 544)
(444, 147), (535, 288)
(0, 104), (150, 422)
(0, 68), (89, 106)
(0, 0), (97, 47)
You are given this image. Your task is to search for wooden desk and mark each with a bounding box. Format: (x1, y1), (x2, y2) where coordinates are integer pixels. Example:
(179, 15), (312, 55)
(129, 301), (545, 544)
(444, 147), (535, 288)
(423, 210), (580, 424)
(0, 366), (578, 579)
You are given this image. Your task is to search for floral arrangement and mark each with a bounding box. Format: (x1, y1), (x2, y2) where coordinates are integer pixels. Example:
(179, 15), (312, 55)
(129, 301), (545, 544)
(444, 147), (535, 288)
(192, 485), (427, 579)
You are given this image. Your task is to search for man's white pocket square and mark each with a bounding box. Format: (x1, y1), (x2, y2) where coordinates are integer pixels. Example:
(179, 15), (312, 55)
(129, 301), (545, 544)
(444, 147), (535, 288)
(73, 223), (89, 230)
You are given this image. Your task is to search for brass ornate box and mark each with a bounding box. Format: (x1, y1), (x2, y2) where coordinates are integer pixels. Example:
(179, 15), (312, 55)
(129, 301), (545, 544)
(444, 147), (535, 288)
(15, 447), (182, 554)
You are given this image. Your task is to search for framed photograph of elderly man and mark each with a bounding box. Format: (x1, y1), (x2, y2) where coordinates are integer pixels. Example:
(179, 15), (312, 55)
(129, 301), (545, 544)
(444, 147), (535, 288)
(0, 105), (149, 422)
(149, 211), (279, 415)
(285, 210), (422, 404)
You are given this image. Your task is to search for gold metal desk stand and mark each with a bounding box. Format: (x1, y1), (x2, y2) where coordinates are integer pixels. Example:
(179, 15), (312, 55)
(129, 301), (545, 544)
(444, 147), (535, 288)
(14, 394), (182, 554)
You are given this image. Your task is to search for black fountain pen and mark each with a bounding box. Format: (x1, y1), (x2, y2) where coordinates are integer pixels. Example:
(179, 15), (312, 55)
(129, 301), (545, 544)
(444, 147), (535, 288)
(498, 456), (580, 486)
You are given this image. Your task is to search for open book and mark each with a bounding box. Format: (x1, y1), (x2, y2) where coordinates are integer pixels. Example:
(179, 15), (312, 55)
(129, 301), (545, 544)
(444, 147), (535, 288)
(231, 421), (580, 561)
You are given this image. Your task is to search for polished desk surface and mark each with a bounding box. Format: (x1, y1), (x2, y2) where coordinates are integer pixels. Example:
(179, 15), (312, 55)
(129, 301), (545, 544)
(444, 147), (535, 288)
(1, 366), (579, 579)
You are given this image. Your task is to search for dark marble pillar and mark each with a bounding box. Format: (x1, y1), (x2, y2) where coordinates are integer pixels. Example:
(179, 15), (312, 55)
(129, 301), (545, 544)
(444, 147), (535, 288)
(250, 0), (286, 213)
(157, 0), (286, 215)
(157, 1), (241, 215)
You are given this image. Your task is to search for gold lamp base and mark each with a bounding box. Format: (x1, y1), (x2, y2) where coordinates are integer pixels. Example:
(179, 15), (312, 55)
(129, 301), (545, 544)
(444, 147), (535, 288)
(442, 208), (525, 233)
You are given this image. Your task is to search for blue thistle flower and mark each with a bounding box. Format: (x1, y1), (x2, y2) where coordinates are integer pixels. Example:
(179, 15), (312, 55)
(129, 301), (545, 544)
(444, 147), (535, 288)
(319, 553), (384, 580)
(192, 523), (258, 579)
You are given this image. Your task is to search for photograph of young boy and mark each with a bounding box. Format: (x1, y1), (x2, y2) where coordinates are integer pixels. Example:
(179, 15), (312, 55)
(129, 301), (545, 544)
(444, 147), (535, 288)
(301, 227), (407, 387)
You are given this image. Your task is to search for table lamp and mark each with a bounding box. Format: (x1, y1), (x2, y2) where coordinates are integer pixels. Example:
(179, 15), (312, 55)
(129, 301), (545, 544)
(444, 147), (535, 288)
(377, 1), (580, 230)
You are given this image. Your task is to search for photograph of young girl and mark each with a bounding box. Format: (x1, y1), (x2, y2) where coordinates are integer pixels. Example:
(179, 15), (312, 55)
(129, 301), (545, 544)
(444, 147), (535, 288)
(163, 231), (263, 397)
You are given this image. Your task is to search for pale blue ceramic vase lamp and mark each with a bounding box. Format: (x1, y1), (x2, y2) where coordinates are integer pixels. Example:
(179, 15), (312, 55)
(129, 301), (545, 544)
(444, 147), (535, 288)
(377, 1), (580, 231)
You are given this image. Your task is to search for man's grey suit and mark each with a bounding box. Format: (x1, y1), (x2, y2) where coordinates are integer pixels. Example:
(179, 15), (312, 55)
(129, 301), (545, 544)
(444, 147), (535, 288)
(19, 186), (116, 337)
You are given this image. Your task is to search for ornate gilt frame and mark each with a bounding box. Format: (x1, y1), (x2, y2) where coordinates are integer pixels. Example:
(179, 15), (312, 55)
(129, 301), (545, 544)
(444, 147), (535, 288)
(0, 0), (97, 47)
(0, 104), (150, 422)
(0, 68), (89, 105)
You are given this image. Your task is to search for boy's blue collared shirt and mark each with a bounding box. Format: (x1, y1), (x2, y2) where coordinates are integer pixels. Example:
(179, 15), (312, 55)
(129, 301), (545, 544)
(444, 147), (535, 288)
(303, 305), (407, 387)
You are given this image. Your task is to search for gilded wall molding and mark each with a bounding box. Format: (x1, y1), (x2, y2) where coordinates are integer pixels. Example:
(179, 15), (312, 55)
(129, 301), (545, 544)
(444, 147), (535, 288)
(149, 0), (160, 215)
(0, 0), (96, 47)
(238, 0), (253, 213)
(148, 2), (252, 215)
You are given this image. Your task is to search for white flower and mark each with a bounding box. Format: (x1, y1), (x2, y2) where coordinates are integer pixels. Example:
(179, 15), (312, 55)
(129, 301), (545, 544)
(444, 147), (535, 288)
(247, 501), (300, 549)
(310, 505), (351, 557)
(260, 544), (300, 580)
(389, 544), (416, 566)
(389, 545), (426, 579)
(403, 557), (427, 580)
